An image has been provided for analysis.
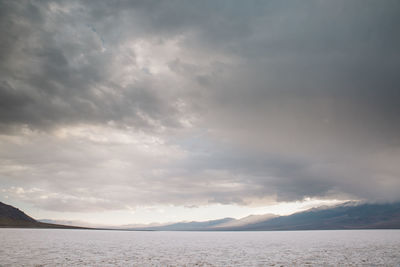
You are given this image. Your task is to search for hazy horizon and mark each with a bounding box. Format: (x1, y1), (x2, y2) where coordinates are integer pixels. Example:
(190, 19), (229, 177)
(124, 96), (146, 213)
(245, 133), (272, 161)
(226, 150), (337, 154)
(1, 0), (400, 225)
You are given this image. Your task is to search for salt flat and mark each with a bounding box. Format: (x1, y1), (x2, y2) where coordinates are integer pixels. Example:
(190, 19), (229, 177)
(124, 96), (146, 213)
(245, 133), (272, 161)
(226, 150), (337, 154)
(1, 229), (399, 266)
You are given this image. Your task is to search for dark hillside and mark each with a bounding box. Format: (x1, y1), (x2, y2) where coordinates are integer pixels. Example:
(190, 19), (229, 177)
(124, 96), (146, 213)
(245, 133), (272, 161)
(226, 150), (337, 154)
(0, 202), (86, 229)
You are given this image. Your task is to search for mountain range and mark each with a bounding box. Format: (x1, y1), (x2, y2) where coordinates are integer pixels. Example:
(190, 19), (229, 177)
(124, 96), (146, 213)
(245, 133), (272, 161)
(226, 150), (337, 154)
(127, 202), (400, 231)
(2, 201), (400, 230)
(212, 202), (400, 231)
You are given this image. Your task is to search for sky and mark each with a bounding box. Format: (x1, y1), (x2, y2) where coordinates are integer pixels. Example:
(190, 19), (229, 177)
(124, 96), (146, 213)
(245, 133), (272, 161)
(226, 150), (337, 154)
(0, 0), (399, 225)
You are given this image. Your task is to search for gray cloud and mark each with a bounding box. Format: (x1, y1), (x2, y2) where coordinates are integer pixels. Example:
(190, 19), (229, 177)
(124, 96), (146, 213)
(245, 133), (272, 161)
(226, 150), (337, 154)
(1, 0), (400, 212)
(0, 0), (189, 132)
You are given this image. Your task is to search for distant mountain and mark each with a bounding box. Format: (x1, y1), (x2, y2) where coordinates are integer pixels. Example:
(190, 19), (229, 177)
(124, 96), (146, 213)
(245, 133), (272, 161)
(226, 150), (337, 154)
(0, 202), (86, 229)
(217, 202), (400, 231)
(213, 213), (277, 229)
(127, 202), (400, 231)
(38, 219), (111, 228)
(130, 217), (235, 231)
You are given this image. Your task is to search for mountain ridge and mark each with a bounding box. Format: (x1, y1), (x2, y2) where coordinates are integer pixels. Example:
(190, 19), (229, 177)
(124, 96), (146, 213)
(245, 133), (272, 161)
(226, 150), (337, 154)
(2, 201), (400, 231)
(214, 202), (400, 231)
(123, 202), (400, 231)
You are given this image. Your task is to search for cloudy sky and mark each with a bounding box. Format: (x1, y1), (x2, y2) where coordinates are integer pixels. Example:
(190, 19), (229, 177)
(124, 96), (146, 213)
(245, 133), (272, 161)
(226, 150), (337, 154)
(1, 0), (399, 225)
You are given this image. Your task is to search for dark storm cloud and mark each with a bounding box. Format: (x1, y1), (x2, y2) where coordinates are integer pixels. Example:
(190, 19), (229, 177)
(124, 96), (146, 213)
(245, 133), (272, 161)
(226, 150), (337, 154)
(1, 0), (400, 211)
(2, 0), (399, 133)
(0, 0), (185, 132)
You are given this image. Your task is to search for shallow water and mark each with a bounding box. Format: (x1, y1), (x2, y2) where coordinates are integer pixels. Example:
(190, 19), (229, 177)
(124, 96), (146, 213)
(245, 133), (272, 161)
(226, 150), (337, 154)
(1, 229), (399, 266)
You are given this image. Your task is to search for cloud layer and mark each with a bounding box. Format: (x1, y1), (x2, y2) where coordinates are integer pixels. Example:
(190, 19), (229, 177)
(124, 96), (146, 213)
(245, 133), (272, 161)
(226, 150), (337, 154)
(1, 0), (400, 212)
